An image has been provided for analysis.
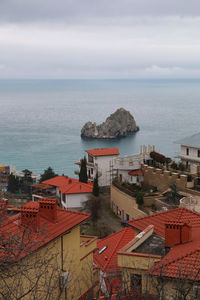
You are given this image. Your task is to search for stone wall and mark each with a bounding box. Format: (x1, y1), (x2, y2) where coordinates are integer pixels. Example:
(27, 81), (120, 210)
(110, 184), (146, 221)
(142, 165), (188, 191)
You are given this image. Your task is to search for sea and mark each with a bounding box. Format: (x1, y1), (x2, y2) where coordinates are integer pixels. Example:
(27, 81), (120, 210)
(0, 79), (200, 177)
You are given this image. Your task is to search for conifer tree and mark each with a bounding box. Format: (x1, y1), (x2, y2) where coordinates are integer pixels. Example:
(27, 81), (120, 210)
(79, 157), (88, 183)
(92, 173), (99, 197)
(40, 167), (57, 182)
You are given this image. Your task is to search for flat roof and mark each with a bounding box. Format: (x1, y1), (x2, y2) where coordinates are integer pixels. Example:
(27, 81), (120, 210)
(175, 132), (200, 148)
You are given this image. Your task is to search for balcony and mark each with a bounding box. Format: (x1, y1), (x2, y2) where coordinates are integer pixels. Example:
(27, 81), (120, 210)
(178, 154), (200, 163)
(80, 235), (97, 260)
(87, 162), (94, 167)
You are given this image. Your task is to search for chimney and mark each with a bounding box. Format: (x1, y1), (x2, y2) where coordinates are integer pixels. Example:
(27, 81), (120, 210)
(21, 206), (40, 231)
(0, 199), (8, 221)
(39, 198), (57, 223)
(165, 221), (191, 248)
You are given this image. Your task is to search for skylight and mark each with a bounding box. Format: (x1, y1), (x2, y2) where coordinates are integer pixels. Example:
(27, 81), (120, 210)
(98, 245), (107, 255)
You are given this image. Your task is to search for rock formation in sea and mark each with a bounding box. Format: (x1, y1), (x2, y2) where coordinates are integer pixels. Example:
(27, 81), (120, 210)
(81, 108), (139, 139)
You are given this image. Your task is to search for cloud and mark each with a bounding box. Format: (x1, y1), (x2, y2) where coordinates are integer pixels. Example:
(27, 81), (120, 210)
(1, 0), (200, 23)
(0, 11), (200, 78)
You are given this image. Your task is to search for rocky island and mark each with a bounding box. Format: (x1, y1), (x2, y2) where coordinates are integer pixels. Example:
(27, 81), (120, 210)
(81, 108), (139, 139)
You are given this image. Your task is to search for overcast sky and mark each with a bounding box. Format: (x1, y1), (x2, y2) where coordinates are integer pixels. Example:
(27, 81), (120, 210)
(1, 0), (200, 79)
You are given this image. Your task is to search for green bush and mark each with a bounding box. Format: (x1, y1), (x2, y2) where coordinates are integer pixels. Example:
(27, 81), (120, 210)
(136, 192), (144, 206)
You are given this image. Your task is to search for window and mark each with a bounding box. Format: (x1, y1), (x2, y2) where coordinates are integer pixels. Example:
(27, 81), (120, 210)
(88, 155), (94, 163)
(186, 148), (189, 156)
(122, 209), (124, 220)
(126, 213), (129, 221)
(130, 274), (142, 293)
(198, 150), (200, 158)
(98, 245), (107, 255)
(91, 168), (93, 175)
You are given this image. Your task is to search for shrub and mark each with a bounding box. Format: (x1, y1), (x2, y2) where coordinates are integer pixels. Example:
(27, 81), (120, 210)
(136, 192), (144, 206)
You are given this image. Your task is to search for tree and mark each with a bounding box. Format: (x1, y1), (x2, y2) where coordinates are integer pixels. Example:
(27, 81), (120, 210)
(21, 169), (33, 194)
(79, 157), (88, 183)
(40, 167), (57, 182)
(8, 173), (19, 193)
(83, 194), (101, 223)
(92, 173), (99, 197)
(136, 191), (144, 206)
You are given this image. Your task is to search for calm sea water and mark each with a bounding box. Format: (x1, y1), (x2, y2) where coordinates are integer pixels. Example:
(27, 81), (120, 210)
(0, 79), (200, 177)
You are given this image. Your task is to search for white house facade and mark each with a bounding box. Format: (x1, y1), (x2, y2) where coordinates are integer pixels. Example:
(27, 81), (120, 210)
(176, 133), (200, 174)
(84, 148), (120, 187)
(32, 176), (93, 210)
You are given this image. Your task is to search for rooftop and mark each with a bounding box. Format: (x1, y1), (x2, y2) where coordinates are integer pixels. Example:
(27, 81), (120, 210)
(128, 207), (200, 239)
(0, 199), (90, 261)
(175, 132), (200, 148)
(39, 176), (93, 194)
(86, 148), (119, 157)
(94, 226), (135, 271)
(133, 234), (165, 257)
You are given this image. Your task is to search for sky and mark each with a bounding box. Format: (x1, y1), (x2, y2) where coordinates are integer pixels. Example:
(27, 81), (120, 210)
(1, 0), (200, 79)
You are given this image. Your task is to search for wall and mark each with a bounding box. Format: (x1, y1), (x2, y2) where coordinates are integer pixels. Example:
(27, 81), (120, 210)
(0, 224), (97, 300)
(180, 145), (200, 173)
(110, 184), (146, 221)
(95, 155), (117, 186)
(142, 164), (188, 191)
(61, 193), (90, 209)
(118, 253), (161, 295)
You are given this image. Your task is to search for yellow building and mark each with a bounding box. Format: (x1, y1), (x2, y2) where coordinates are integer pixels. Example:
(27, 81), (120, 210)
(95, 207), (200, 299)
(0, 198), (98, 300)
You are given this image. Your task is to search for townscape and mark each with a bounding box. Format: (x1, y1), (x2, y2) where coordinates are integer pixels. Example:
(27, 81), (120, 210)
(1, 132), (200, 299)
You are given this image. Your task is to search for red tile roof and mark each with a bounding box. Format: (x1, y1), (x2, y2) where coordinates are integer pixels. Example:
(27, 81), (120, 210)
(42, 176), (93, 194)
(86, 148), (119, 157)
(128, 207), (200, 239)
(128, 169), (143, 176)
(0, 200), (90, 261)
(127, 207), (200, 281)
(43, 176), (69, 187)
(150, 239), (200, 281)
(94, 227), (135, 271)
(59, 181), (93, 194)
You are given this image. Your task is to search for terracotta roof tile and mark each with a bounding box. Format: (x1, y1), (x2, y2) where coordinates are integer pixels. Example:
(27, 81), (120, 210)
(0, 199), (90, 261)
(94, 227), (135, 271)
(42, 176), (93, 194)
(150, 240), (200, 280)
(128, 207), (200, 238)
(128, 169), (143, 176)
(86, 148), (119, 157)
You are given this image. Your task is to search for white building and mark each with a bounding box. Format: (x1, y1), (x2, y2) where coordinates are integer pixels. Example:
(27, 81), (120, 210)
(176, 133), (200, 174)
(32, 176), (93, 210)
(112, 145), (154, 184)
(75, 148), (120, 187)
(75, 146), (154, 187)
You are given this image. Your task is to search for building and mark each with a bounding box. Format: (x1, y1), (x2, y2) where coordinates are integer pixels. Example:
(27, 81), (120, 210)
(176, 132), (200, 173)
(0, 198), (98, 300)
(94, 207), (200, 299)
(94, 227), (135, 297)
(110, 183), (146, 221)
(32, 176), (93, 210)
(75, 148), (120, 187)
(112, 145), (154, 184)
(75, 146), (154, 187)
(0, 165), (9, 191)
